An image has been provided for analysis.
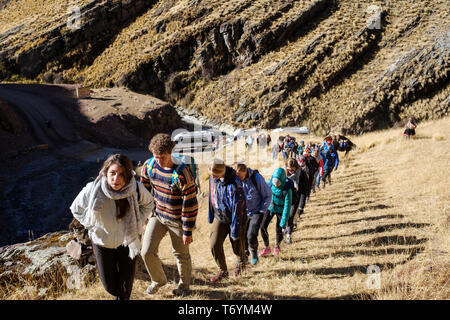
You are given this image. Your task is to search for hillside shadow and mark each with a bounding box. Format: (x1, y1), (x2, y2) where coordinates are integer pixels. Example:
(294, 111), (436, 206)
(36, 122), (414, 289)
(300, 214), (406, 229)
(283, 246), (426, 263)
(296, 222), (428, 242)
(353, 235), (428, 247)
(304, 203), (389, 219)
(272, 245), (426, 277)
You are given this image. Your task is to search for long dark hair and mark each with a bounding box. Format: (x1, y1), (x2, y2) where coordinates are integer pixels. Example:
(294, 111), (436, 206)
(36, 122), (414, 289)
(99, 154), (133, 220)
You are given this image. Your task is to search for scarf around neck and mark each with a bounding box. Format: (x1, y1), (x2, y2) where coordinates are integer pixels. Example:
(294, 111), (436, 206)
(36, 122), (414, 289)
(88, 176), (143, 259)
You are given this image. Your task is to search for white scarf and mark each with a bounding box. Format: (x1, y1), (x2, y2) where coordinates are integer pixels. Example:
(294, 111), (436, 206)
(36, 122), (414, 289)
(88, 176), (144, 259)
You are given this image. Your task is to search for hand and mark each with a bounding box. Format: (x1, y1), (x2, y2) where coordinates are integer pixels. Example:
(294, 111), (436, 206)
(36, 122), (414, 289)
(183, 235), (193, 245)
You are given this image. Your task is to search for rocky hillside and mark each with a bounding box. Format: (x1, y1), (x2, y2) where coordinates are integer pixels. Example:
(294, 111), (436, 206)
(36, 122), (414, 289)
(0, 0), (449, 134)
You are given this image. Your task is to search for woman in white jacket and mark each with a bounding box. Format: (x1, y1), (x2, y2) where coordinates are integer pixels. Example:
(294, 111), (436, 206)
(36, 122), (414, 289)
(70, 154), (154, 300)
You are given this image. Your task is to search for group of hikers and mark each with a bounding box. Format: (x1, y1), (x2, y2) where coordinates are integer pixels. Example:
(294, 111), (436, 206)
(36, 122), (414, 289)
(69, 131), (349, 300)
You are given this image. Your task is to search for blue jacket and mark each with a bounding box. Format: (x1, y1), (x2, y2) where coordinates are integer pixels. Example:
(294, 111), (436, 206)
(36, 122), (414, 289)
(321, 142), (339, 171)
(241, 168), (273, 216)
(208, 166), (246, 240)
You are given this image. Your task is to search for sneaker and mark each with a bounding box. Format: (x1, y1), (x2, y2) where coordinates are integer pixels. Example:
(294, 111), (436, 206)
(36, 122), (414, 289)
(210, 271), (229, 283)
(272, 246), (281, 255)
(145, 282), (166, 295)
(251, 257), (259, 265)
(258, 247), (271, 257)
(285, 234), (291, 244)
(172, 287), (190, 297)
(232, 265), (245, 277)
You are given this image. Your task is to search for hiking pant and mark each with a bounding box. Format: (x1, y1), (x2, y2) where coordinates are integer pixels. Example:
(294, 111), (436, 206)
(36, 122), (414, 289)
(297, 193), (307, 217)
(286, 196), (301, 234)
(210, 216), (248, 273)
(260, 210), (283, 247)
(245, 212), (265, 257)
(92, 243), (136, 300)
(141, 213), (192, 290)
(322, 168), (332, 184)
(315, 171), (322, 187)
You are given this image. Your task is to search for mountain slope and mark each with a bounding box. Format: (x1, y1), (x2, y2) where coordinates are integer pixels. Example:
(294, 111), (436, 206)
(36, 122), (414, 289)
(0, 0), (449, 134)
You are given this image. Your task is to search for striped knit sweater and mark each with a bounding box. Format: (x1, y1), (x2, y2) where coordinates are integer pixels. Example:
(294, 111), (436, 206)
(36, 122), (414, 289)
(140, 159), (198, 236)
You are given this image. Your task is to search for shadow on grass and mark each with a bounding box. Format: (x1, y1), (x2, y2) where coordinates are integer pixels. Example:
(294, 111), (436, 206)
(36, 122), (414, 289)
(296, 222), (428, 242)
(283, 246), (426, 263)
(300, 214), (406, 229)
(272, 245), (426, 278)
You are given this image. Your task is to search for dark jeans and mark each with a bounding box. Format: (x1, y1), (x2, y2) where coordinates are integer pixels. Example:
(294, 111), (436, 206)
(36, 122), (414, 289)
(210, 216), (248, 273)
(92, 243), (136, 300)
(260, 210), (283, 247)
(286, 195), (300, 234)
(322, 169), (332, 183)
(245, 213), (264, 256)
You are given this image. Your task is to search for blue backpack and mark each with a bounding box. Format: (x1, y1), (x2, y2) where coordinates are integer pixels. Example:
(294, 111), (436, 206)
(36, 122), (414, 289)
(146, 154), (199, 191)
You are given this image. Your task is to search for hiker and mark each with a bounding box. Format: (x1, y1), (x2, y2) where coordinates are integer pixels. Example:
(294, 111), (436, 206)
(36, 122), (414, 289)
(70, 154), (155, 300)
(337, 134), (355, 156)
(232, 162), (272, 265)
(245, 136), (254, 150)
(281, 135), (291, 159)
(208, 159), (248, 282)
(303, 147), (318, 194)
(296, 155), (312, 221)
(332, 135), (339, 151)
(312, 148), (324, 192)
(321, 137), (339, 187)
(403, 116), (417, 140)
(259, 167), (293, 257)
(140, 133), (198, 297)
(271, 141), (281, 160)
(283, 158), (301, 243)
(297, 140), (305, 159)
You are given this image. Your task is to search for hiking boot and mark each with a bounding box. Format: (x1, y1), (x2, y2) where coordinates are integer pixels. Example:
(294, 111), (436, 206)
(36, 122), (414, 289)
(232, 264), (245, 277)
(251, 257), (259, 265)
(145, 282), (166, 295)
(285, 233), (292, 244)
(172, 287), (191, 297)
(210, 271), (229, 283)
(271, 246), (281, 256)
(258, 247), (271, 257)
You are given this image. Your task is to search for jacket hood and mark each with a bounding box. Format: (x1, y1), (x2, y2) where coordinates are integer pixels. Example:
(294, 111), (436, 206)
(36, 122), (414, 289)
(271, 168), (286, 189)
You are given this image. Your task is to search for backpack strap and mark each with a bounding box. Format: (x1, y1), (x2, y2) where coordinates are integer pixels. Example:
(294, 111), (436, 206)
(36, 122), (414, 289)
(171, 162), (187, 190)
(250, 169), (259, 189)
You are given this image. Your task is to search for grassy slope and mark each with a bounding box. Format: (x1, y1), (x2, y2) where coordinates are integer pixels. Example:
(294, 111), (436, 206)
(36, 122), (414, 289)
(2, 0), (447, 134)
(46, 116), (449, 300)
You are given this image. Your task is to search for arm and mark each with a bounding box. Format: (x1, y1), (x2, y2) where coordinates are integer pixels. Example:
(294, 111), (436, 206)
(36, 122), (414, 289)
(69, 182), (94, 229)
(334, 152), (339, 170)
(280, 189), (292, 228)
(208, 176), (215, 224)
(256, 173), (273, 213)
(140, 159), (152, 191)
(180, 169), (198, 242)
(230, 186), (246, 240)
(137, 182), (155, 222)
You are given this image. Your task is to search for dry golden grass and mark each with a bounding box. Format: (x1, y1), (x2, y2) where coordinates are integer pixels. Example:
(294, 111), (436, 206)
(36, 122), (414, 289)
(8, 116), (440, 300)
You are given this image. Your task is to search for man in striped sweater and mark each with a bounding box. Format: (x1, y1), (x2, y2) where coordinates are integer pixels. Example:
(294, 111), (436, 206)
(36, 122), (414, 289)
(140, 133), (198, 297)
